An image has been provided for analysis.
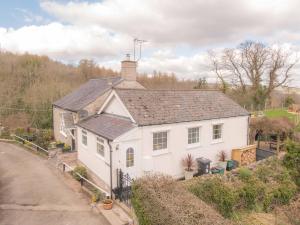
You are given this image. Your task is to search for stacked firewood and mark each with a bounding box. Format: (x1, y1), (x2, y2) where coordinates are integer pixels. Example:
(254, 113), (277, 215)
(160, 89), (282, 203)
(241, 148), (256, 166)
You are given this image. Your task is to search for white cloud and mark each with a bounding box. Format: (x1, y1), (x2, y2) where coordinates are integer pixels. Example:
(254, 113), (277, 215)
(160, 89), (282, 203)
(0, 23), (132, 62)
(0, 0), (300, 83)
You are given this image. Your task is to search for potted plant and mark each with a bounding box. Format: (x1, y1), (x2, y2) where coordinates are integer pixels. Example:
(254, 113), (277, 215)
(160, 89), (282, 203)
(217, 150), (228, 171)
(62, 144), (71, 153)
(56, 141), (65, 148)
(102, 198), (113, 210)
(181, 154), (196, 180)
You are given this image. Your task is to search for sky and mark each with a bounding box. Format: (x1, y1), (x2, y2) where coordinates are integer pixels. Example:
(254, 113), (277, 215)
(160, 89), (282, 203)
(0, 0), (300, 84)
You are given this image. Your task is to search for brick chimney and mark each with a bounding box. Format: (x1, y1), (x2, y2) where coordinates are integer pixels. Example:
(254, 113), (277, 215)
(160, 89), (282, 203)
(121, 54), (137, 81)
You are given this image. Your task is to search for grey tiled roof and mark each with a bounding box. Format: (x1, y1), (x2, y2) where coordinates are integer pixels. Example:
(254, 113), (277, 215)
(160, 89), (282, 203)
(115, 89), (249, 126)
(53, 77), (122, 112)
(77, 114), (136, 140)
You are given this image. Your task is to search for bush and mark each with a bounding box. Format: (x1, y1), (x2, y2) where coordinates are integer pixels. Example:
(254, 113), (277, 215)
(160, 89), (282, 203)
(238, 178), (265, 210)
(62, 145), (71, 153)
(189, 177), (237, 218)
(283, 140), (300, 186)
(72, 166), (88, 181)
(35, 130), (52, 150)
(132, 175), (230, 225)
(91, 188), (104, 202)
(0, 127), (11, 139)
(238, 168), (252, 182)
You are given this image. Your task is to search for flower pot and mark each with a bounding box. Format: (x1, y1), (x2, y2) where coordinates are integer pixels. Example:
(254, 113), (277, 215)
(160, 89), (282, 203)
(184, 170), (194, 180)
(102, 199), (113, 210)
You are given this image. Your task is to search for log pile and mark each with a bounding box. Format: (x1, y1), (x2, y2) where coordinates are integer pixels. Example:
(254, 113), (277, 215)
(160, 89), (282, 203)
(232, 145), (256, 166)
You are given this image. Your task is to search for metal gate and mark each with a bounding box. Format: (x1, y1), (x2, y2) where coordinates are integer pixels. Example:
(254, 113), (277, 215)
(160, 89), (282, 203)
(113, 169), (133, 207)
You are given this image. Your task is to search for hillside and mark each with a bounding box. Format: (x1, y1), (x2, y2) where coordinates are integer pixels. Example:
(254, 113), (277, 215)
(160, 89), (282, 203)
(0, 52), (199, 129)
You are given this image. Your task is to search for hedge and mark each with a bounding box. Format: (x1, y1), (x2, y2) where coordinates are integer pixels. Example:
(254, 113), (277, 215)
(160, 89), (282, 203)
(132, 175), (231, 225)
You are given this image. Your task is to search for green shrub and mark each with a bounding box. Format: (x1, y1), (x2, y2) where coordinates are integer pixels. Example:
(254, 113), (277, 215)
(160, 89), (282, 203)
(91, 188), (104, 202)
(62, 145), (71, 153)
(273, 181), (297, 205)
(189, 177), (237, 218)
(283, 140), (300, 186)
(238, 178), (265, 210)
(0, 128), (11, 139)
(72, 166), (87, 181)
(263, 193), (274, 212)
(238, 168), (252, 182)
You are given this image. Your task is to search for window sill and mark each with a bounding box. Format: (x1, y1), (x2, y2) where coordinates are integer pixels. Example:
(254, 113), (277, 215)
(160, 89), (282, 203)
(95, 154), (106, 162)
(211, 139), (224, 144)
(187, 143), (201, 150)
(152, 149), (169, 156)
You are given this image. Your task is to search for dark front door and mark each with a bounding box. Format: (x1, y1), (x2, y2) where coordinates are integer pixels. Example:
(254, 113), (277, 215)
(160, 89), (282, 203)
(71, 130), (76, 151)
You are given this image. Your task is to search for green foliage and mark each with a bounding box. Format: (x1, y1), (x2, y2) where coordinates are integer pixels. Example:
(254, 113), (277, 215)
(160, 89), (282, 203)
(131, 183), (152, 225)
(62, 145), (71, 153)
(0, 127), (11, 139)
(284, 140), (300, 186)
(190, 177), (237, 218)
(238, 178), (265, 210)
(238, 168), (252, 182)
(132, 175), (228, 225)
(35, 130), (53, 150)
(72, 166), (88, 181)
(91, 188), (104, 202)
(284, 96), (295, 107)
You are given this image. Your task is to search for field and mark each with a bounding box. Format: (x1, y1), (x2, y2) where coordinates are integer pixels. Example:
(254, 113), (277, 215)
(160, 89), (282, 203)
(264, 108), (296, 121)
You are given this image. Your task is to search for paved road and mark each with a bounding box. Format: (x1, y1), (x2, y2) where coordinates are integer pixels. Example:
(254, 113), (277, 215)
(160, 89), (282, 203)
(0, 142), (110, 225)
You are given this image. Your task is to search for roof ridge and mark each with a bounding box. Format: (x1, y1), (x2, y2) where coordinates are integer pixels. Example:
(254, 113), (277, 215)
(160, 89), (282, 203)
(114, 88), (220, 92)
(89, 76), (121, 81)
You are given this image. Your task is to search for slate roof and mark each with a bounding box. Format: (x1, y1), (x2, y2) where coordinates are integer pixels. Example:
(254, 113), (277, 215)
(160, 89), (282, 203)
(77, 114), (136, 140)
(115, 89), (250, 126)
(53, 77), (122, 112)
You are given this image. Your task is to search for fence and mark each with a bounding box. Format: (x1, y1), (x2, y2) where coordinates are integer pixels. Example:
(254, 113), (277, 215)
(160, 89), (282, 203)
(61, 162), (110, 198)
(12, 134), (109, 199)
(12, 134), (49, 155)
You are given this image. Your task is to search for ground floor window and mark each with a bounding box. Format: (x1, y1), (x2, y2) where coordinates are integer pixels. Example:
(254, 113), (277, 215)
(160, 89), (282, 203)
(126, 147), (134, 167)
(96, 137), (105, 157)
(82, 130), (87, 146)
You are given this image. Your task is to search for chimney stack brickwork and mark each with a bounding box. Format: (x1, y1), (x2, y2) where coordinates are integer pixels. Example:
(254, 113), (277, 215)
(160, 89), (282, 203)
(121, 55), (137, 81)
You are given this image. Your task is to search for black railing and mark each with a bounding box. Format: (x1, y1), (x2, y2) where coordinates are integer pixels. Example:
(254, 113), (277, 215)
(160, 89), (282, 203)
(113, 169), (133, 207)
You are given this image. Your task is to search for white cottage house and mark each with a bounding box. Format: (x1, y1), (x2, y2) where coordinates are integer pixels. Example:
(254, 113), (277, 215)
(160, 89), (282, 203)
(76, 88), (250, 195)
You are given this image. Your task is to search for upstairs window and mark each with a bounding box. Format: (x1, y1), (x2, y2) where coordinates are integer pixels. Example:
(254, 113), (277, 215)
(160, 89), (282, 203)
(213, 124), (222, 140)
(153, 131), (168, 151)
(82, 130), (87, 146)
(96, 137), (105, 157)
(126, 148), (134, 167)
(188, 127), (200, 144)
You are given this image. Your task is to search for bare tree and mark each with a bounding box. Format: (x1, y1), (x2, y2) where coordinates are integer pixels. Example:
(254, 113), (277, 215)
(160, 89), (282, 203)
(209, 41), (298, 108)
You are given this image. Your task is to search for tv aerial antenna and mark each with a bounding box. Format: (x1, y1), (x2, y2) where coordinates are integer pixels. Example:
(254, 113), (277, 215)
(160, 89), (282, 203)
(133, 38), (147, 62)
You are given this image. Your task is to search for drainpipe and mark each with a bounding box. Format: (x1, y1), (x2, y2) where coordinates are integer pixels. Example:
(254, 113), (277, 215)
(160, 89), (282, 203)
(108, 140), (113, 199)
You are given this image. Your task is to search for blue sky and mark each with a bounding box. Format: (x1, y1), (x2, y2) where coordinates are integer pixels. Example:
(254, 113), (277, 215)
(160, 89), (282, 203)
(0, 0), (299, 84)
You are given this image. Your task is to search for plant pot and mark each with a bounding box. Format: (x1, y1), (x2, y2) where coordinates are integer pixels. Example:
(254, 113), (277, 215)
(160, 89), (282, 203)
(184, 170), (194, 180)
(102, 199), (113, 210)
(56, 143), (64, 148)
(218, 161), (227, 171)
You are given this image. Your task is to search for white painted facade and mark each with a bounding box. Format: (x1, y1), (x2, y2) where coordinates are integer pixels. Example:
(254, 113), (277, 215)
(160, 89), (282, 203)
(77, 91), (249, 191)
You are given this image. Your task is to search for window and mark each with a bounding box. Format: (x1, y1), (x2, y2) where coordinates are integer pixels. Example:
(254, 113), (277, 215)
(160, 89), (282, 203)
(126, 148), (134, 167)
(96, 137), (105, 157)
(213, 124), (222, 140)
(188, 127), (200, 144)
(59, 114), (66, 136)
(153, 131), (168, 151)
(82, 130), (87, 146)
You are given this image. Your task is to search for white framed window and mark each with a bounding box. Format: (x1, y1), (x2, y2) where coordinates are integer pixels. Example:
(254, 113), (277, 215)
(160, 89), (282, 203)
(82, 130), (87, 146)
(96, 137), (105, 157)
(188, 127), (200, 144)
(126, 147), (134, 167)
(59, 114), (67, 137)
(213, 124), (222, 140)
(153, 131), (168, 151)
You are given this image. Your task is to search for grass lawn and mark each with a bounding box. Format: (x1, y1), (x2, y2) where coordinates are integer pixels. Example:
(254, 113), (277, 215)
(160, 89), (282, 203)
(264, 108), (296, 121)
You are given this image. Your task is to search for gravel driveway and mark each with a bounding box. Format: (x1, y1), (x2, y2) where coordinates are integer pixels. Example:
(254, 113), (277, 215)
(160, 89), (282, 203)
(0, 142), (110, 225)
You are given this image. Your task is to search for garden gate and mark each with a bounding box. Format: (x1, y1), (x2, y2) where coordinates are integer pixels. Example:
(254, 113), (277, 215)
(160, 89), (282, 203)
(113, 169), (133, 207)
